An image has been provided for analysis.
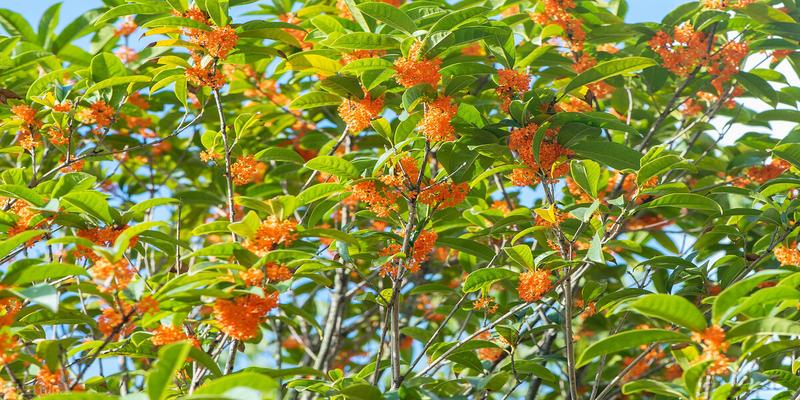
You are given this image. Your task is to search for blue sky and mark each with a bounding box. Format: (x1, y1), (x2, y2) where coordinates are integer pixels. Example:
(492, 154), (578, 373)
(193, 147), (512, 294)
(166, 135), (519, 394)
(8, 0), (692, 29)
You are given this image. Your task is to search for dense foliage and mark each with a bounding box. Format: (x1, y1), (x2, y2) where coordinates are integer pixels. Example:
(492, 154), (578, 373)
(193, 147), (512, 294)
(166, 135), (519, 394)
(1, 0), (800, 398)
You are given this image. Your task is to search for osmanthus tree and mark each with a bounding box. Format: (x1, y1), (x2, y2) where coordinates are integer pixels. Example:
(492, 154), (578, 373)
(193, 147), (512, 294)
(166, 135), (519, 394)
(1, 0), (800, 398)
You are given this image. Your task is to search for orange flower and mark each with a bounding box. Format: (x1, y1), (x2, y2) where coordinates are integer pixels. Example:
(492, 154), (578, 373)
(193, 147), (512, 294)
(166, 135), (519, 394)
(97, 306), (135, 339)
(337, 94), (384, 133)
(509, 167), (538, 186)
(380, 230), (438, 277)
(127, 92), (150, 110)
(52, 100), (72, 113)
(529, 0), (585, 52)
(114, 46), (138, 63)
(394, 41), (441, 88)
(200, 150), (223, 162)
(89, 258), (136, 292)
(0, 298), (22, 326)
(419, 181), (469, 209)
(649, 22), (708, 76)
(244, 216), (298, 256)
(213, 292), (279, 340)
(746, 158), (790, 184)
(476, 331), (505, 361)
(241, 267), (265, 287)
(151, 325), (200, 347)
(90, 100), (115, 129)
(11, 104), (40, 128)
(473, 296), (498, 314)
(201, 25), (239, 59)
(186, 54), (226, 89)
(351, 180), (399, 217)
(775, 242), (800, 266)
(517, 270), (552, 302)
(114, 16), (137, 37)
(509, 124), (572, 180)
(596, 43), (619, 53)
(231, 155), (266, 185)
(266, 263), (293, 282)
(136, 295), (159, 315)
(34, 365), (64, 395)
(46, 128), (69, 145)
(0, 333), (19, 366)
(341, 50), (385, 65)
(418, 96), (457, 142)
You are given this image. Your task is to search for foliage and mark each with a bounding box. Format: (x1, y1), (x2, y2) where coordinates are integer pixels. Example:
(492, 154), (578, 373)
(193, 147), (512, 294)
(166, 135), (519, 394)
(0, 0), (800, 399)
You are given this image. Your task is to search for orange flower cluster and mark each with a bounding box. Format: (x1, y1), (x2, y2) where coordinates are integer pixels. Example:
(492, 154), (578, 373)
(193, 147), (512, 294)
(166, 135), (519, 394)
(394, 41), (441, 88)
(473, 296), (498, 314)
(266, 263), (293, 282)
(90, 100), (115, 129)
(775, 242), (800, 266)
(341, 50), (385, 65)
(75, 226), (132, 260)
(231, 155), (266, 185)
(34, 365), (66, 395)
(517, 270), (552, 302)
(114, 16), (137, 37)
(509, 167), (538, 186)
(350, 181), (399, 217)
(419, 96), (457, 142)
(186, 54), (226, 89)
(200, 25), (239, 59)
(650, 23), (709, 76)
(46, 128), (69, 145)
(127, 92), (150, 110)
(136, 295), (159, 314)
(557, 97), (593, 113)
(244, 216), (298, 256)
(12, 104), (41, 151)
(0, 298), (21, 326)
(476, 331), (505, 361)
(703, 0), (756, 8)
(151, 325), (200, 347)
(337, 94), (384, 133)
(0, 333), (19, 366)
(530, 0), (585, 52)
(97, 305), (135, 339)
(496, 69), (530, 112)
(379, 230), (438, 277)
(213, 292), (279, 340)
(692, 325), (733, 376)
(241, 267), (265, 287)
(6, 199), (42, 237)
(708, 41), (748, 94)
(419, 181), (469, 209)
(89, 258), (136, 293)
(745, 158), (790, 184)
(509, 123), (572, 181)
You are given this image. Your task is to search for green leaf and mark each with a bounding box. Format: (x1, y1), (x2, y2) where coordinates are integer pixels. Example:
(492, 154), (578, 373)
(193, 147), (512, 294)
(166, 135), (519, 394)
(684, 361), (711, 399)
(551, 112), (641, 137)
(737, 71), (778, 106)
(563, 57), (657, 94)
(194, 372), (279, 398)
(339, 383), (383, 400)
(3, 262), (88, 285)
(357, 3), (416, 34)
(305, 156), (358, 179)
(90, 52), (127, 83)
(568, 141), (642, 170)
(0, 8), (37, 43)
(95, 4), (170, 25)
(569, 159), (602, 198)
(577, 329), (689, 367)
(713, 270), (787, 324)
(727, 317), (800, 339)
(331, 32), (399, 50)
(289, 91), (342, 110)
(0, 184), (48, 207)
(113, 221), (167, 260)
(637, 155), (682, 186)
(0, 230), (45, 260)
(463, 268), (517, 293)
(435, 237), (494, 260)
(643, 193), (722, 214)
(504, 245), (533, 269)
(18, 284), (59, 312)
(147, 342), (192, 400)
(85, 75), (151, 95)
(255, 147), (305, 164)
(62, 192), (114, 224)
(773, 143), (800, 170)
(622, 380), (687, 399)
(629, 294), (707, 331)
